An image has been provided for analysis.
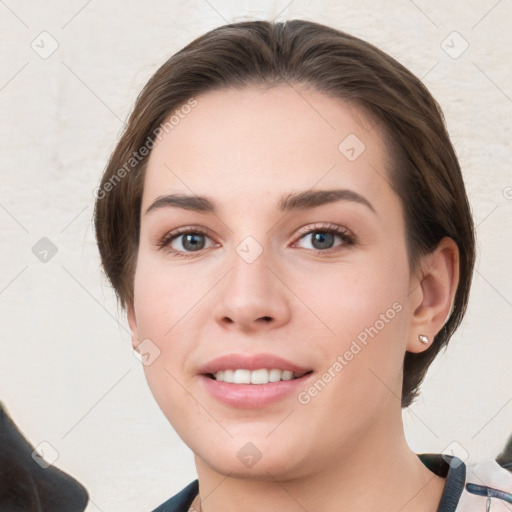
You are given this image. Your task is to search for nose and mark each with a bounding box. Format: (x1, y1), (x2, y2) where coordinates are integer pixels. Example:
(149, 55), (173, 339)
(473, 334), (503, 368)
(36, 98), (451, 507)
(213, 245), (291, 333)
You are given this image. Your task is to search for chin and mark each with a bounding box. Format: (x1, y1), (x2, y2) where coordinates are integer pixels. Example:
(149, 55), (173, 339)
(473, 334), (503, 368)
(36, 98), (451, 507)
(198, 454), (300, 481)
(192, 435), (313, 481)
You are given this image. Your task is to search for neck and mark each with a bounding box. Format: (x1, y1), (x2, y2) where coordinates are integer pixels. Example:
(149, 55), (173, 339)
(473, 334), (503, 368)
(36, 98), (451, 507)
(192, 415), (446, 512)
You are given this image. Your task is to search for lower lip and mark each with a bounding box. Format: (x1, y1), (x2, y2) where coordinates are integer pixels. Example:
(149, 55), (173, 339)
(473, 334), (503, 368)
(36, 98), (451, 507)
(200, 374), (313, 408)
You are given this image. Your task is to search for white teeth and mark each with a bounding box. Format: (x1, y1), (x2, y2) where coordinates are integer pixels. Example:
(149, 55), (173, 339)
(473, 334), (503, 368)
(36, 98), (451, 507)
(233, 369), (251, 384)
(213, 368), (303, 384)
(281, 370), (294, 381)
(223, 369), (234, 383)
(250, 369), (269, 384)
(268, 368), (282, 382)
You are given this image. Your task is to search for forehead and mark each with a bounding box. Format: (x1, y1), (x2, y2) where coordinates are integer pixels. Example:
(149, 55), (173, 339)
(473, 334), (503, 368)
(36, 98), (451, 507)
(142, 84), (392, 210)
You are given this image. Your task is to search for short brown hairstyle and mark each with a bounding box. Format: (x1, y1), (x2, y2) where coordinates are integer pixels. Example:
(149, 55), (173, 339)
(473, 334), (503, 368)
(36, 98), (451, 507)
(94, 19), (475, 407)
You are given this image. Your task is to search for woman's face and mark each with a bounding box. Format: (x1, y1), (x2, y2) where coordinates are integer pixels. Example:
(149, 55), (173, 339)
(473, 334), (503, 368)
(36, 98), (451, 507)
(129, 84), (422, 479)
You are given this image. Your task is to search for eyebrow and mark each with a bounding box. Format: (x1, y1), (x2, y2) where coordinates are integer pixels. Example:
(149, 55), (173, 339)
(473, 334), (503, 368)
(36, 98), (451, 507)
(144, 188), (376, 216)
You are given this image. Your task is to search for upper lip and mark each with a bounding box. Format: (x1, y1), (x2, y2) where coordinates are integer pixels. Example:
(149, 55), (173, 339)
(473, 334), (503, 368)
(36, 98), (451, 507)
(197, 353), (312, 376)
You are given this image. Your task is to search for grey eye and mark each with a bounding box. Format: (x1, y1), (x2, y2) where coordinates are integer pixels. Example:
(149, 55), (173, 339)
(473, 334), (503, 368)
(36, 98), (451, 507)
(172, 233), (208, 252)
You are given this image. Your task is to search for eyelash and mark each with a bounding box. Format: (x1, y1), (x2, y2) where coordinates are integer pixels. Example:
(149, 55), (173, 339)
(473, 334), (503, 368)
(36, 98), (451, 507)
(156, 223), (356, 258)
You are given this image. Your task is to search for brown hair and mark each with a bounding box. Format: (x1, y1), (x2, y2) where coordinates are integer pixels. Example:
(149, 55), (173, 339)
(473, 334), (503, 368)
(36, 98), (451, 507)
(94, 19), (475, 408)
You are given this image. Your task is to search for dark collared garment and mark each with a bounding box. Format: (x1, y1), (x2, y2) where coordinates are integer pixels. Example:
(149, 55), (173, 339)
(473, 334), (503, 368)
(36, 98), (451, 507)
(151, 454), (467, 512)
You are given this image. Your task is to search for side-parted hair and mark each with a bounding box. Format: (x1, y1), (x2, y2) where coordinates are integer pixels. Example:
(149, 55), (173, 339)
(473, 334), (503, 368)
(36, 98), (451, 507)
(94, 19), (475, 407)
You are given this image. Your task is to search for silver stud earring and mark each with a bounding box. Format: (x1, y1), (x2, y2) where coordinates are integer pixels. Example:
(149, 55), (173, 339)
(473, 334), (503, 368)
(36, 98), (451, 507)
(419, 334), (429, 344)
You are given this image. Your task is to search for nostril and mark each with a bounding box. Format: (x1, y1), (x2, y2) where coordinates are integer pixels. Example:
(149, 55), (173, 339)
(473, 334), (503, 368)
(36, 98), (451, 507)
(261, 316), (272, 322)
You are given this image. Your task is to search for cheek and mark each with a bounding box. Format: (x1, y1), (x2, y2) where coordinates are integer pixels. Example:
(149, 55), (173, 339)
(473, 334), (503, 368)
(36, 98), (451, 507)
(131, 254), (214, 406)
(289, 252), (410, 400)
(132, 254), (200, 343)
(292, 271), (408, 432)
(133, 267), (197, 429)
(292, 255), (409, 345)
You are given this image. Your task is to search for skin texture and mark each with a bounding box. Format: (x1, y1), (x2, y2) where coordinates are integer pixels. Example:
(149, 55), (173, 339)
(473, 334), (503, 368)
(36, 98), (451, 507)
(127, 84), (459, 512)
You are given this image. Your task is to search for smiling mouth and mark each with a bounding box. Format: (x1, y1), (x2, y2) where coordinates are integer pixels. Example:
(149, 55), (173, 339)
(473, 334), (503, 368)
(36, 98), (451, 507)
(205, 368), (313, 384)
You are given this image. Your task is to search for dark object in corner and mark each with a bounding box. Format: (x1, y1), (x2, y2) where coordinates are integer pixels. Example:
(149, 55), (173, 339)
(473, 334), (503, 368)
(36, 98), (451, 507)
(497, 434), (512, 473)
(0, 402), (88, 511)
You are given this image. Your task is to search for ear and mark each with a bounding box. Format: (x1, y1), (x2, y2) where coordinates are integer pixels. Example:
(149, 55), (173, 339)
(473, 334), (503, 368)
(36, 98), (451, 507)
(127, 303), (140, 350)
(407, 237), (460, 354)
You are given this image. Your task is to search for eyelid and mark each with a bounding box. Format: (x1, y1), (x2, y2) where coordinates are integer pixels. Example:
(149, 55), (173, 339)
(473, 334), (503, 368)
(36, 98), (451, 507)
(293, 222), (352, 239)
(291, 222), (355, 247)
(155, 225), (218, 253)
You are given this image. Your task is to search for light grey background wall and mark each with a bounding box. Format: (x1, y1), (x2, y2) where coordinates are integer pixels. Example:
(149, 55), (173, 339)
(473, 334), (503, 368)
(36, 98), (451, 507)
(1, 1), (511, 510)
